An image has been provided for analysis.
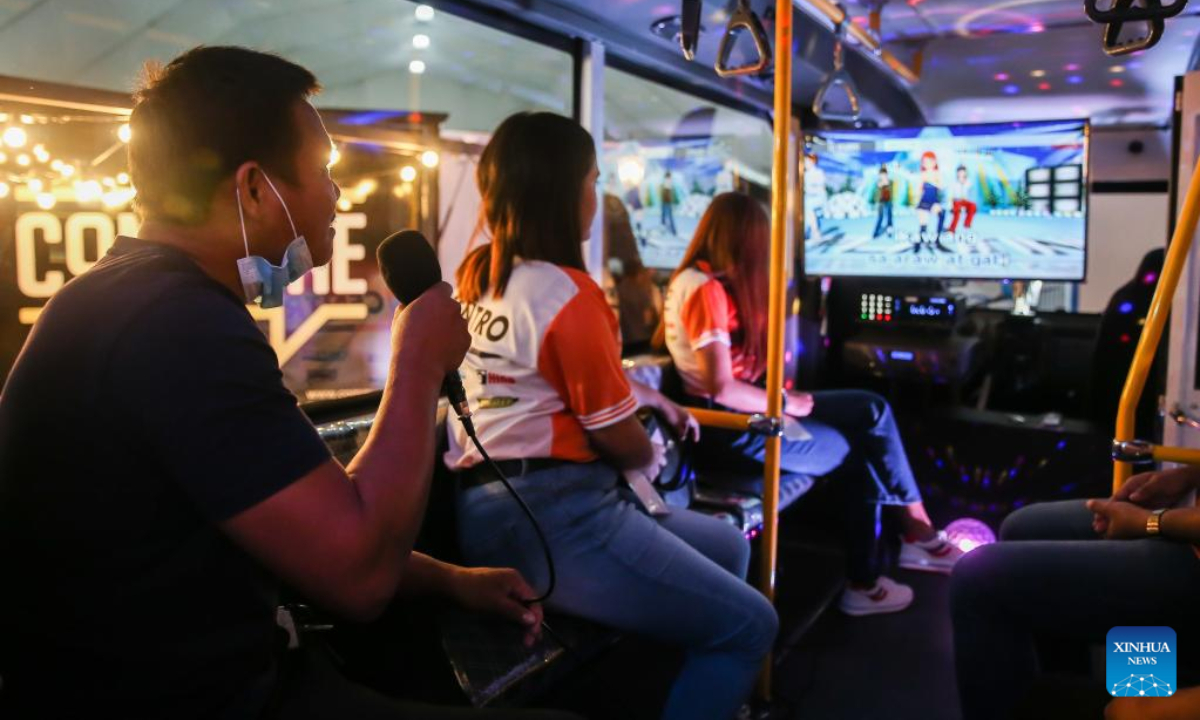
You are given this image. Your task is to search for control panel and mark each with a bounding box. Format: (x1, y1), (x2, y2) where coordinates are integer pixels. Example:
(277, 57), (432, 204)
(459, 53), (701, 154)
(859, 293), (960, 330)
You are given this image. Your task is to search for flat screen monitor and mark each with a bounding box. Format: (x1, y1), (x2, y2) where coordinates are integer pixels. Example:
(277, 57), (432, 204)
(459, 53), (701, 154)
(804, 119), (1089, 281)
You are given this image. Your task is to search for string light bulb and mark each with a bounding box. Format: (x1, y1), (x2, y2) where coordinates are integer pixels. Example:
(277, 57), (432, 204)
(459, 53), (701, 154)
(26, 178), (43, 193)
(35, 192), (55, 210)
(3, 126), (27, 148)
(336, 197), (352, 212)
(75, 180), (102, 203)
(32, 144), (48, 162)
(0, 151), (6, 164)
(59, 164), (75, 178)
(102, 188), (135, 209)
(117, 123), (131, 143)
(399, 166), (418, 182)
(117, 172), (130, 185)
(19, 114), (33, 125)
(420, 150), (439, 168)
(16, 153), (30, 166)
(0, 181), (8, 199)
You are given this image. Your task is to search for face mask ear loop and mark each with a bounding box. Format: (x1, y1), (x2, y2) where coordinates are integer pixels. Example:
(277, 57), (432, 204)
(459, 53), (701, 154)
(235, 185), (251, 259)
(261, 172), (299, 239)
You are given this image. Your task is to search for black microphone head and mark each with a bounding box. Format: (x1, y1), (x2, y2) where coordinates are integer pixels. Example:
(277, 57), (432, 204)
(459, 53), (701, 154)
(377, 229), (442, 304)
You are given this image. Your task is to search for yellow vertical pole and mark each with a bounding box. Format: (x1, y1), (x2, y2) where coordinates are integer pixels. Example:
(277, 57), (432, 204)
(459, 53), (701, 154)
(1114, 160), (1200, 492)
(757, 0), (792, 700)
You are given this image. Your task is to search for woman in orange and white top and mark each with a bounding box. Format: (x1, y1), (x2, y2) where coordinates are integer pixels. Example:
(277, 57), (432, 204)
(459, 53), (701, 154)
(659, 192), (962, 617)
(446, 113), (777, 720)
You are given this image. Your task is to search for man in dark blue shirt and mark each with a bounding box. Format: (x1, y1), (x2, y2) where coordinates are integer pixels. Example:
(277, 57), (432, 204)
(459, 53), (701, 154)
(0, 46), (568, 720)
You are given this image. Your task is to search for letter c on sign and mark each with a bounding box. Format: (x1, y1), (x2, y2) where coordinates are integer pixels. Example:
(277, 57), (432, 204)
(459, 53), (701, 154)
(16, 212), (64, 298)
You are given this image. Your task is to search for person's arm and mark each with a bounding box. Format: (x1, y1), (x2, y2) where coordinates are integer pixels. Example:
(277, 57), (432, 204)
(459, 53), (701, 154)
(1087, 499), (1200, 545)
(1107, 686), (1200, 720)
(693, 343), (813, 418)
(223, 283), (470, 622)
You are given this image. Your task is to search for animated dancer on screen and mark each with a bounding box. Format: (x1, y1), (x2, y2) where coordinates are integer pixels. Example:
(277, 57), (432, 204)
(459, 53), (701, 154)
(660, 171), (678, 236)
(872, 166), (894, 239)
(948, 164), (977, 237)
(914, 151), (947, 251)
(804, 153), (828, 243)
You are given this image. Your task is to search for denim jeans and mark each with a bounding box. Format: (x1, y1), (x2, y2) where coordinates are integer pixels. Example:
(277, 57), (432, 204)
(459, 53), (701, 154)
(457, 461), (778, 720)
(693, 389), (923, 585)
(873, 202), (893, 237)
(951, 500), (1200, 720)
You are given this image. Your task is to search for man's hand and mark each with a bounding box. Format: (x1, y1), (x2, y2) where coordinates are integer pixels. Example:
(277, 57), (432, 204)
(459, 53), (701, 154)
(785, 391), (815, 418)
(1087, 499), (1152, 539)
(391, 282), (470, 378)
(657, 399), (700, 442)
(446, 567), (544, 648)
(1113, 466), (1199, 509)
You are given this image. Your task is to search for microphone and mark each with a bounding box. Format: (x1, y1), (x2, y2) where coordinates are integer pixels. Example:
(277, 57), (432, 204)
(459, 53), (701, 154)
(376, 230), (474, 433)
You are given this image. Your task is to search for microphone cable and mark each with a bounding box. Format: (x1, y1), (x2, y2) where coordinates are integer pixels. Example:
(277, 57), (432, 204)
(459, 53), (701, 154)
(458, 414), (556, 605)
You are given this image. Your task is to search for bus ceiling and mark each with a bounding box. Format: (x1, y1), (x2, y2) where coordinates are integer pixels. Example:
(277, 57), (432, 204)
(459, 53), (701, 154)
(453, 0), (1200, 129)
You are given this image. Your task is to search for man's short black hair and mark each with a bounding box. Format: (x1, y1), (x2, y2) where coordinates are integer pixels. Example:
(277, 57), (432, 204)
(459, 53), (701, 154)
(129, 46), (320, 225)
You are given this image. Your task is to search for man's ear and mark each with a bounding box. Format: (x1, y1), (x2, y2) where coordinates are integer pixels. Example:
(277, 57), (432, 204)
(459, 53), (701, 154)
(233, 162), (267, 217)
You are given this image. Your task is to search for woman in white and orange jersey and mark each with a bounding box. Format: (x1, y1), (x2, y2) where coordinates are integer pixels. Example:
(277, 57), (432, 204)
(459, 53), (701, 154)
(446, 113), (777, 720)
(658, 192), (963, 617)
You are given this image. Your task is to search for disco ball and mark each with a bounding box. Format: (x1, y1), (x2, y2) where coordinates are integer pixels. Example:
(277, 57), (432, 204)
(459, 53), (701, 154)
(945, 517), (997, 553)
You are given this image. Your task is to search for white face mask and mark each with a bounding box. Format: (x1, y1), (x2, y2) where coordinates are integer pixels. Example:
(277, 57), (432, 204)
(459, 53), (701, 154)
(234, 172), (313, 308)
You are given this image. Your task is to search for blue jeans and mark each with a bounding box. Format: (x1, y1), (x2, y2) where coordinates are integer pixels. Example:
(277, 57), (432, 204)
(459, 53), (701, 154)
(457, 461), (778, 720)
(951, 500), (1200, 720)
(694, 390), (922, 585)
(873, 202), (893, 237)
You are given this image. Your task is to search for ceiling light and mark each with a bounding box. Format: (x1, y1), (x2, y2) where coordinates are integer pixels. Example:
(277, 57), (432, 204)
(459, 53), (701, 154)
(409, 60), (426, 75)
(413, 34), (430, 49)
(415, 4), (434, 22)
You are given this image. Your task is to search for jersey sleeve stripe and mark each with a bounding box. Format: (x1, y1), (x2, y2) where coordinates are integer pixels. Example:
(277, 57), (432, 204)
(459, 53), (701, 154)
(692, 330), (732, 349)
(577, 394), (639, 430)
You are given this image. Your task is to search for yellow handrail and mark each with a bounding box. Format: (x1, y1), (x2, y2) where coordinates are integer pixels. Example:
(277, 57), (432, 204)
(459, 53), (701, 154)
(756, 0), (794, 700)
(1113, 159), (1200, 491)
(688, 407), (758, 432)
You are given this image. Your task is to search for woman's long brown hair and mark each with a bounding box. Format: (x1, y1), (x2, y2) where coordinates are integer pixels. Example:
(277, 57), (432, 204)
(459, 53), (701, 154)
(457, 112), (596, 303)
(654, 192), (770, 380)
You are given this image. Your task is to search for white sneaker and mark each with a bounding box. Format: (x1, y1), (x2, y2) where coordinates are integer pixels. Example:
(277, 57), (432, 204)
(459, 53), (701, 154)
(899, 530), (964, 575)
(839, 576), (914, 616)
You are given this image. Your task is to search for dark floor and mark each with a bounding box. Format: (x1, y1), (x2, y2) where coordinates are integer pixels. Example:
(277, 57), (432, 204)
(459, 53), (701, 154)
(775, 567), (961, 720)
